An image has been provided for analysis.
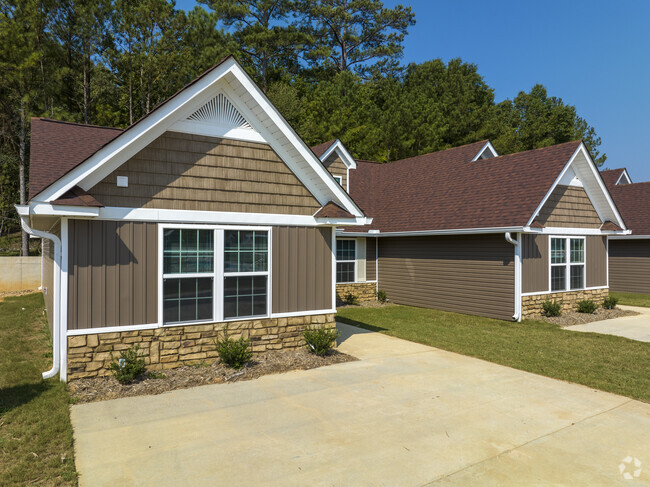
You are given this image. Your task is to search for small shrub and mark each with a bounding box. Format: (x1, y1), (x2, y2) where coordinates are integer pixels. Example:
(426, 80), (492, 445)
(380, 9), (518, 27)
(602, 296), (619, 310)
(215, 327), (253, 370)
(577, 299), (598, 314)
(303, 327), (341, 357)
(147, 371), (166, 380)
(542, 300), (562, 317)
(376, 289), (387, 303)
(344, 292), (359, 305)
(108, 344), (146, 384)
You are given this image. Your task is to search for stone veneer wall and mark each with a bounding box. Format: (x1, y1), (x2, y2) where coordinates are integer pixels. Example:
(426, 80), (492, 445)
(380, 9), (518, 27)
(67, 313), (335, 380)
(522, 288), (609, 318)
(336, 282), (376, 304)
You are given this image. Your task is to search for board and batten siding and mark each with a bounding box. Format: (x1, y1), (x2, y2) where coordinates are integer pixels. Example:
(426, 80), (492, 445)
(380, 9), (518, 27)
(68, 220), (158, 330)
(586, 236), (607, 288)
(272, 226), (332, 314)
(536, 185), (602, 228)
(89, 131), (321, 214)
(322, 153), (347, 190)
(378, 235), (515, 320)
(609, 239), (650, 294)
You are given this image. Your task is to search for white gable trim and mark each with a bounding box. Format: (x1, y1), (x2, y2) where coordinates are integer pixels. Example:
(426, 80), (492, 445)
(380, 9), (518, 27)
(471, 141), (498, 161)
(526, 143), (626, 230)
(319, 139), (357, 170)
(615, 169), (632, 185)
(34, 58), (365, 219)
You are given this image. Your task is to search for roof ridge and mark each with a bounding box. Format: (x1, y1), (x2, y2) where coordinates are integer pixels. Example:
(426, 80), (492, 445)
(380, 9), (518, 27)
(32, 118), (124, 131)
(390, 139), (488, 164)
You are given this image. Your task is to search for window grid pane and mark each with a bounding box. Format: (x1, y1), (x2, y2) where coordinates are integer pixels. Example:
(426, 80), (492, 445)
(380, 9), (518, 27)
(164, 229), (214, 274)
(336, 240), (356, 261)
(570, 265), (584, 290)
(570, 239), (584, 263)
(337, 262), (355, 283)
(224, 230), (268, 273)
(551, 265), (565, 292)
(163, 277), (213, 323)
(551, 238), (566, 264)
(224, 275), (267, 319)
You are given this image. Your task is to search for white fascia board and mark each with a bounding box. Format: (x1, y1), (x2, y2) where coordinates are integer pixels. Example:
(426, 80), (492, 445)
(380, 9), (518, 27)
(315, 217), (372, 225)
(523, 226), (631, 236)
(471, 141), (499, 161)
(29, 202), (99, 217)
(320, 139), (357, 169)
(338, 226), (524, 237)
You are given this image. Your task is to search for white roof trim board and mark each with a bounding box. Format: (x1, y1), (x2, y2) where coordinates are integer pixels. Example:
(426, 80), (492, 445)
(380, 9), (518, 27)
(471, 141), (499, 161)
(34, 57), (366, 219)
(527, 143), (627, 230)
(318, 139), (357, 169)
(615, 169), (632, 185)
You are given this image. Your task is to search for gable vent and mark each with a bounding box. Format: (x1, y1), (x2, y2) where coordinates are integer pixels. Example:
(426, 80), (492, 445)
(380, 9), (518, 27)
(187, 93), (253, 130)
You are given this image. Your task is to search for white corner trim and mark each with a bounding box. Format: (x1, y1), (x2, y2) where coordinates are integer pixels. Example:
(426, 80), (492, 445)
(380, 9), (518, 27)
(471, 141), (499, 161)
(59, 218), (69, 382)
(319, 139), (357, 169)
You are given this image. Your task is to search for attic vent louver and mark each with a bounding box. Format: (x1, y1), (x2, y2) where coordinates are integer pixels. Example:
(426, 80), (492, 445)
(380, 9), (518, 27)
(187, 93), (253, 130)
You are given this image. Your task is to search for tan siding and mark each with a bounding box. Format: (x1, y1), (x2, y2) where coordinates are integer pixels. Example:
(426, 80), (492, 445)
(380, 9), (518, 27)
(609, 239), (650, 293)
(586, 236), (607, 287)
(537, 185), (602, 228)
(89, 131), (320, 214)
(366, 237), (377, 281)
(522, 234), (549, 293)
(272, 226), (332, 313)
(377, 235), (515, 320)
(68, 220), (158, 330)
(322, 154), (347, 190)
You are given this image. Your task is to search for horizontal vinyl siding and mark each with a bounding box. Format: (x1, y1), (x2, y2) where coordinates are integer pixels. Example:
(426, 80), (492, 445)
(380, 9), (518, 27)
(272, 226), (332, 313)
(586, 236), (607, 288)
(366, 237), (377, 281)
(378, 235), (515, 320)
(323, 154), (347, 190)
(89, 131), (320, 214)
(522, 234), (549, 293)
(609, 239), (650, 294)
(537, 185), (601, 228)
(68, 220), (158, 330)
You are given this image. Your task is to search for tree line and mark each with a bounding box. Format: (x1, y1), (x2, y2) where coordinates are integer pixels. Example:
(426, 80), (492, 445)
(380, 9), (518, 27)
(0, 0), (605, 254)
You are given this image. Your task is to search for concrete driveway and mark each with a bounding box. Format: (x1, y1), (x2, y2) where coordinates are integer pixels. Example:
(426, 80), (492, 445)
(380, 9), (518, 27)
(71, 323), (650, 486)
(565, 305), (650, 342)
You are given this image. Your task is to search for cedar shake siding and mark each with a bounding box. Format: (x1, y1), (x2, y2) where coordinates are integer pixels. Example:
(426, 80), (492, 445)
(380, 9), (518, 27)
(272, 226), (332, 313)
(377, 235), (515, 320)
(366, 237), (377, 281)
(88, 131), (321, 214)
(609, 240), (650, 294)
(536, 185), (602, 228)
(322, 153), (347, 189)
(68, 220), (158, 330)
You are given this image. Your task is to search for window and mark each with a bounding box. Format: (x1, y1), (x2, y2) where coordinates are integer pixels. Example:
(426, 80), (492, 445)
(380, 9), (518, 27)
(333, 175), (343, 186)
(336, 239), (356, 283)
(550, 237), (585, 292)
(162, 227), (269, 325)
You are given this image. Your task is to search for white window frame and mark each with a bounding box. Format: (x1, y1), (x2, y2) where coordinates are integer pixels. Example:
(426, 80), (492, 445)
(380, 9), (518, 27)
(158, 223), (272, 326)
(549, 235), (586, 292)
(336, 238), (356, 283)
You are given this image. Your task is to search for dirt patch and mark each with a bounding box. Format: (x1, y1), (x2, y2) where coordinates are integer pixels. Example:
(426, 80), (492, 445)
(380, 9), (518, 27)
(536, 307), (639, 327)
(68, 348), (356, 404)
(338, 300), (395, 309)
(0, 290), (39, 301)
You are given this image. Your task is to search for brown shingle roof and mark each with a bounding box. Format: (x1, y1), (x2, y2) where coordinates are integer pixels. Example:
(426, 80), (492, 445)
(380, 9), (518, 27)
(600, 168), (627, 189)
(313, 201), (355, 219)
(608, 182), (650, 235)
(310, 140), (336, 158)
(344, 140), (583, 233)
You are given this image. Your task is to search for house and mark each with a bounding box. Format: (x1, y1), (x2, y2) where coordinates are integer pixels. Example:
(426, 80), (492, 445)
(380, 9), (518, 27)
(601, 168), (650, 294)
(17, 56), (371, 381)
(312, 140), (628, 320)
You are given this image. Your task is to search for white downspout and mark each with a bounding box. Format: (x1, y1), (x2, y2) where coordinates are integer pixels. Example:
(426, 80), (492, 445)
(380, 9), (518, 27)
(505, 232), (522, 322)
(20, 217), (61, 379)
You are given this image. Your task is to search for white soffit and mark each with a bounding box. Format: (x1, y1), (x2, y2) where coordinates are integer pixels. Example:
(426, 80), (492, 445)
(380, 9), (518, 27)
(558, 166), (583, 187)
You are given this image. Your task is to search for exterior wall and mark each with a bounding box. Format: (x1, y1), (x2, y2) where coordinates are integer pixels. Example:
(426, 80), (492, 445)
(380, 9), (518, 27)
(378, 235), (515, 320)
(609, 239), (650, 294)
(336, 282), (376, 304)
(67, 313), (336, 380)
(366, 237), (377, 281)
(43, 220), (60, 335)
(272, 226), (333, 313)
(0, 257), (41, 292)
(522, 288), (609, 318)
(586, 235), (608, 287)
(537, 185), (601, 228)
(89, 131), (320, 215)
(322, 153), (347, 190)
(68, 220), (158, 330)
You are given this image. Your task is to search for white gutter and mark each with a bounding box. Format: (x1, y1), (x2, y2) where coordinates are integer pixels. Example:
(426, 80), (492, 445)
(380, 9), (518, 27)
(20, 216), (62, 380)
(505, 232), (522, 322)
(338, 226), (525, 237)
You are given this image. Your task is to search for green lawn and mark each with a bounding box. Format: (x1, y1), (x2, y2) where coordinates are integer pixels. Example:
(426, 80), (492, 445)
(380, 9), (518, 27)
(0, 293), (77, 485)
(610, 291), (650, 308)
(337, 305), (650, 403)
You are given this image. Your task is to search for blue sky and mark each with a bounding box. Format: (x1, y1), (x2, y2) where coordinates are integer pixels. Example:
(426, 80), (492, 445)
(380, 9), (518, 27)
(176, 0), (650, 180)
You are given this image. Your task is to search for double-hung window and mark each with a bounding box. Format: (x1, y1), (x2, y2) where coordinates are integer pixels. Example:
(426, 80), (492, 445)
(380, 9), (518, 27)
(336, 239), (356, 283)
(162, 226), (269, 325)
(550, 237), (585, 292)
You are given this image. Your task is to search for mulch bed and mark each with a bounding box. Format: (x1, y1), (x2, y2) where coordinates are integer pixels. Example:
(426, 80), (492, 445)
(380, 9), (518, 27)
(338, 300), (394, 309)
(536, 307), (639, 327)
(68, 348), (356, 404)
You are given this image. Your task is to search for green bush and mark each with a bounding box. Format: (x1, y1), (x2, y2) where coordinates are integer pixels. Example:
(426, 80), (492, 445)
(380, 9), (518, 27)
(376, 289), (387, 303)
(344, 292), (359, 305)
(108, 345), (146, 384)
(542, 300), (562, 317)
(577, 300), (598, 314)
(602, 296), (619, 310)
(215, 327), (253, 370)
(303, 327), (341, 356)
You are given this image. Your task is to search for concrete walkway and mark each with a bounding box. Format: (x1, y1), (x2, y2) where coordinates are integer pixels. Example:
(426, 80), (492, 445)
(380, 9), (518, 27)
(71, 323), (650, 486)
(565, 305), (650, 342)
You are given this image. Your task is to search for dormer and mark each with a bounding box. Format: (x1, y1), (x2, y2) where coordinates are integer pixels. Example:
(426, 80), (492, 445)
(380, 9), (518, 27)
(311, 139), (357, 192)
(471, 141), (499, 161)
